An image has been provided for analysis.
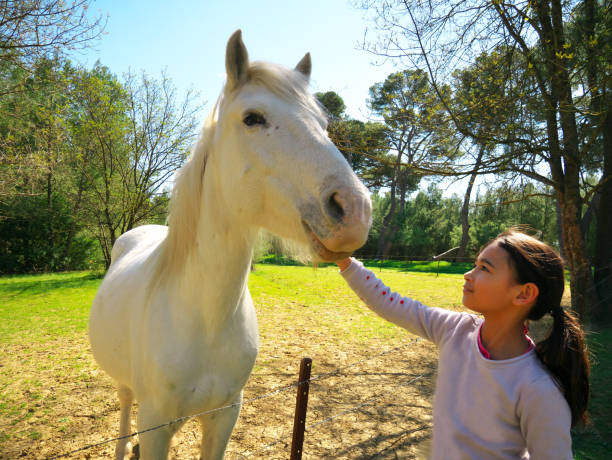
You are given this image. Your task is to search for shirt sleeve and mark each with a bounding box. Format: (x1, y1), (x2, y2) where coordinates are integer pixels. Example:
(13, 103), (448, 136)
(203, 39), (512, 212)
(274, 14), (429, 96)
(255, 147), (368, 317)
(340, 258), (464, 346)
(518, 378), (573, 460)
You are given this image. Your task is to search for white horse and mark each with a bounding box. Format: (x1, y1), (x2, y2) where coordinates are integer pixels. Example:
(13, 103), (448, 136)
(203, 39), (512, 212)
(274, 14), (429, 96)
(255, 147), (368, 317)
(89, 30), (372, 460)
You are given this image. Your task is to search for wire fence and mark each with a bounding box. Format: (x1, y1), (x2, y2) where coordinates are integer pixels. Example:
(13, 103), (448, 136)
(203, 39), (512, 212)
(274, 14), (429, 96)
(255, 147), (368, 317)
(45, 339), (426, 460)
(332, 253), (474, 262)
(37, 255), (612, 459)
(238, 369), (432, 459)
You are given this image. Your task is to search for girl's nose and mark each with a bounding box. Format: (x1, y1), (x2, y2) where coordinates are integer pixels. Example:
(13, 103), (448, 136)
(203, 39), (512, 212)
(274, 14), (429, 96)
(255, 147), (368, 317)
(464, 269), (472, 280)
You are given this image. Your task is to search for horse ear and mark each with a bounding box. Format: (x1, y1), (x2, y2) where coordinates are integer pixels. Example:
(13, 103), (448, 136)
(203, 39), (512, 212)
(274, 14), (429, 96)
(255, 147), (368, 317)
(226, 30), (250, 90)
(295, 53), (311, 79)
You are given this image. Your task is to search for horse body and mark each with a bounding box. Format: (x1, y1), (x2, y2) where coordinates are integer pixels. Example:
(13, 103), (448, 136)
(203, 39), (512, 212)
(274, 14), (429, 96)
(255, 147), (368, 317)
(90, 30), (371, 459)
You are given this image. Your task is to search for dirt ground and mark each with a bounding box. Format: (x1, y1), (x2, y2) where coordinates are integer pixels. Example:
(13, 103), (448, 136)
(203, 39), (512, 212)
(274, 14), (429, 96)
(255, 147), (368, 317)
(1, 330), (438, 459)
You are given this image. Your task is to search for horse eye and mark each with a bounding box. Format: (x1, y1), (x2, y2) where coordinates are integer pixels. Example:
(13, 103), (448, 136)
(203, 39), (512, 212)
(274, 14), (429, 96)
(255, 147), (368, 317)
(243, 112), (267, 127)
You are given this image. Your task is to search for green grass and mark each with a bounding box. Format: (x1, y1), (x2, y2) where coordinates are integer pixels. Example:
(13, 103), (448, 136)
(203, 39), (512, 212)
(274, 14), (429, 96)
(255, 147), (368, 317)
(249, 263), (465, 345)
(572, 327), (612, 459)
(0, 271), (103, 344)
(361, 258), (473, 275)
(0, 265), (610, 458)
(256, 254), (474, 275)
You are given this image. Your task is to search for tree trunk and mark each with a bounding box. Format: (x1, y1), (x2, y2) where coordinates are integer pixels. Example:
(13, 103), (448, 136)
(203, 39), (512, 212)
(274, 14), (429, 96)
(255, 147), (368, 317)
(98, 231), (112, 269)
(376, 191), (397, 258)
(554, 199), (565, 259)
(62, 172), (87, 263)
(47, 169), (53, 248)
(538, 0), (600, 320)
(380, 169), (410, 258)
(558, 189), (598, 321)
(101, 205), (117, 269)
(585, 0), (612, 321)
(553, 119), (598, 320)
(46, 136), (54, 265)
(457, 147), (484, 262)
(580, 191), (599, 239)
(376, 150), (403, 258)
(593, 113), (612, 320)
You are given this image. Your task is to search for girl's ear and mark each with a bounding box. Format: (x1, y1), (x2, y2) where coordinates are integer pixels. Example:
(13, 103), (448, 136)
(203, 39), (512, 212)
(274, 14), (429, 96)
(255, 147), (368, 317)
(514, 282), (539, 307)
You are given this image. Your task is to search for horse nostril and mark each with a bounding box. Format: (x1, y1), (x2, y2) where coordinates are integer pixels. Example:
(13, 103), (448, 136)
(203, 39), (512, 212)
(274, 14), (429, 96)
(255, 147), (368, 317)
(326, 192), (345, 222)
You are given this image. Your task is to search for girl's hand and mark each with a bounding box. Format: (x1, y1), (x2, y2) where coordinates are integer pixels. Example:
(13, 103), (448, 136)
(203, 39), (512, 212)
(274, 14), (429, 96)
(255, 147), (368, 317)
(336, 258), (352, 271)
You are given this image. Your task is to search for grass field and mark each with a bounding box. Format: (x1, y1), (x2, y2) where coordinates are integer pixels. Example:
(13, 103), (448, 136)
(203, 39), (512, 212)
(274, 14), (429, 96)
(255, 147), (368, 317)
(0, 264), (609, 459)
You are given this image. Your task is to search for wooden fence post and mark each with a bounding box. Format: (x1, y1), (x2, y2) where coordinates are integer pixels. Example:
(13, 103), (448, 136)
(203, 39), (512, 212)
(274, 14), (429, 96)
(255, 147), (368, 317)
(290, 357), (312, 460)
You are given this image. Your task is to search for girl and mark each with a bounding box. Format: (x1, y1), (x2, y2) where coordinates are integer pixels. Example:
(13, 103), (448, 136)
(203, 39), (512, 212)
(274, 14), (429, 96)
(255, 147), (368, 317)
(336, 229), (589, 459)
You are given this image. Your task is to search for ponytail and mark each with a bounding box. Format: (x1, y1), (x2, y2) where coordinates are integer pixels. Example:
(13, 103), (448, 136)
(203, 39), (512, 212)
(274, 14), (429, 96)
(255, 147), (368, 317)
(487, 228), (591, 427)
(535, 307), (590, 427)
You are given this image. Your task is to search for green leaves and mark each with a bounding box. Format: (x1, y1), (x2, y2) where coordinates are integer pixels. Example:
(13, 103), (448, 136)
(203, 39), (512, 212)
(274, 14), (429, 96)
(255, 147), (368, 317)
(0, 55), (200, 272)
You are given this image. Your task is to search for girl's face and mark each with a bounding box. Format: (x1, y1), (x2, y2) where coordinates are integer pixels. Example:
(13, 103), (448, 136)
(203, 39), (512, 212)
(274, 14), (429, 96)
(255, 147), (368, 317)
(462, 242), (523, 315)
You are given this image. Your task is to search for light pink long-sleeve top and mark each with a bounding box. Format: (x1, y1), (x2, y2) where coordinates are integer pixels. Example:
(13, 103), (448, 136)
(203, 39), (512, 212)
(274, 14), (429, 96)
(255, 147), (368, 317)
(341, 259), (572, 460)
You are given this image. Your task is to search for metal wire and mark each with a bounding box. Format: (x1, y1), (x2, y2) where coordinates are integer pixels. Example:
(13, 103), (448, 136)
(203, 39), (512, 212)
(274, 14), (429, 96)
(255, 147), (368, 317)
(308, 338), (420, 385)
(237, 430), (294, 459)
(233, 340), (422, 458)
(41, 252), (608, 458)
(237, 370), (433, 458)
(45, 379), (307, 460)
(44, 338), (423, 459)
(307, 372), (431, 432)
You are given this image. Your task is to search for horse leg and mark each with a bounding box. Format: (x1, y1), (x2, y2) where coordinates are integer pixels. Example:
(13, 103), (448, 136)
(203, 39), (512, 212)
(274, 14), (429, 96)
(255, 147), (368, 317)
(136, 401), (182, 460)
(115, 385), (134, 460)
(198, 392), (242, 460)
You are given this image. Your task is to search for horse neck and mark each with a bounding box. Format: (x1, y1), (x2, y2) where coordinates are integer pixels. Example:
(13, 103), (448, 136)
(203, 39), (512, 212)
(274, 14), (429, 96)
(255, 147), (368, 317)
(177, 155), (256, 335)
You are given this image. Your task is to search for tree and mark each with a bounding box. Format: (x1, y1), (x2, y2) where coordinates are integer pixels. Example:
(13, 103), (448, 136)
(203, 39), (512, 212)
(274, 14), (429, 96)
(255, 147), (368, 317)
(0, 0), (106, 249)
(404, 184), (461, 258)
(359, 0), (611, 320)
(69, 65), (201, 267)
(0, 57), (93, 272)
(0, 0), (105, 197)
(450, 47), (542, 261)
(359, 184), (462, 259)
(368, 69), (454, 257)
(0, 56), (201, 271)
(469, 182), (558, 252)
(314, 91), (346, 119)
(315, 90), (391, 191)
(0, 1), (105, 86)
(67, 63), (131, 266)
(122, 70), (201, 230)
(570, 0), (612, 320)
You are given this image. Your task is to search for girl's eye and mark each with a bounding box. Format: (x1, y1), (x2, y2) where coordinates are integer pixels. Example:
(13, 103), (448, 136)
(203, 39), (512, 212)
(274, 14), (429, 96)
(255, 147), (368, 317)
(243, 112), (267, 127)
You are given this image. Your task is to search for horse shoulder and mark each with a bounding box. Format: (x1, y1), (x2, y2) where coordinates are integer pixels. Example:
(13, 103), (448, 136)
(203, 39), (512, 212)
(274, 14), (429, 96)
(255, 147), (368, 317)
(110, 225), (168, 265)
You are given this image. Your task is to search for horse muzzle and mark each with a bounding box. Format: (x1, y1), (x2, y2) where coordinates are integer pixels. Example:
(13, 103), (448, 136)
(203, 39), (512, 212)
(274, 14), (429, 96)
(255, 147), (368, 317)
(302, 184), (372, 260)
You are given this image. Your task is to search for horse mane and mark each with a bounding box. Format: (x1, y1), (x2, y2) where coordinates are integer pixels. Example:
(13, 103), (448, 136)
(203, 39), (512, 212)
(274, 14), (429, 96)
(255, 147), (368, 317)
(150, 61), (326, 285)
(242, 61), (327, 126)
(149, 97), (220, 285)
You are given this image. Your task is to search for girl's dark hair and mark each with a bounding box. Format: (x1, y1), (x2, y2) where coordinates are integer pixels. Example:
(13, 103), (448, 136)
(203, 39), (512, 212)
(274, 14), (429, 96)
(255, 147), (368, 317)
(487, 228), (590, 427)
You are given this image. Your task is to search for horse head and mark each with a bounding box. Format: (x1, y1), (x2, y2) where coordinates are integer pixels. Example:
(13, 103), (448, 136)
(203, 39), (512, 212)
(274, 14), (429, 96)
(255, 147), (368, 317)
(211, 30), (372, 261)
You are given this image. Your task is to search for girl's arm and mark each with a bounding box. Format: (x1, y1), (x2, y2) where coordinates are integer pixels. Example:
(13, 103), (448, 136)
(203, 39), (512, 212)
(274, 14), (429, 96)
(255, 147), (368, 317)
(337, 258), (464, 346)
(519, 380), (573, 459)
(336, 258), (351, 271)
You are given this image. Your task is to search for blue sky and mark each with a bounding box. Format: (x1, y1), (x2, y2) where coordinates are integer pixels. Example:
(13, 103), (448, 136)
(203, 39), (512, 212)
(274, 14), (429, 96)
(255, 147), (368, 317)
(76, 0), (474, 196)
(77, 0), (399, 121)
